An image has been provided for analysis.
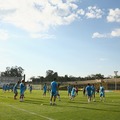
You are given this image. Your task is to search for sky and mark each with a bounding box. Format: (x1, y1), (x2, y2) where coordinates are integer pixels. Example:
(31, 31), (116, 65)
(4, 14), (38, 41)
(0, 0), (120, 80)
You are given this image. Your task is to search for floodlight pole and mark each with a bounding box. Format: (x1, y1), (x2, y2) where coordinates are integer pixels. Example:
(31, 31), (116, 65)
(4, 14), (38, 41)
(114, 71), (118, 91)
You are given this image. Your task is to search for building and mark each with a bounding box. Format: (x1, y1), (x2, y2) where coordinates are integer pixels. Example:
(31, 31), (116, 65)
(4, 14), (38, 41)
(0, 76), (22, 88)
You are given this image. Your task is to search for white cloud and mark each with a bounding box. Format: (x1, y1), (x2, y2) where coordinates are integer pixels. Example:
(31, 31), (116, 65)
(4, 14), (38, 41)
(100, 58), (107, 61)
(92, 32), (107, 38)
(77, 9), (85, 15)
(30, 33), (55, 39)
(0, 29), (9, 40)
(92, 28), (120, 38)
(86, 6), (103, 19)
(111, 28), (120, 37)
(107, 8), (120, 22)
(66, 0), (79, 3)
(49, 0), (63, 5)
(0, 0), (82, 35)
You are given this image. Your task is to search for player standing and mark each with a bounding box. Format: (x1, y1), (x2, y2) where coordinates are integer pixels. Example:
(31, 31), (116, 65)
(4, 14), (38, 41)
(56, 83), (61, 101)
(99, 83), (105, 101)
(29, 84), (32, 93)
(50, 78), (58, 105)
(91, 84), (96, 101)
(86, 83), (92, 102)
(67, 84), (72, 96)
(13, 81), (20, 99)
(70, 85), (76, 100)
(20, 80), (25, 102)
(43, 83), (47, 96)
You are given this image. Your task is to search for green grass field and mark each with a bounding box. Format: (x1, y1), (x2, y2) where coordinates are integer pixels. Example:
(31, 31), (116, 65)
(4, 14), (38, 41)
(0, 90), (120, 120)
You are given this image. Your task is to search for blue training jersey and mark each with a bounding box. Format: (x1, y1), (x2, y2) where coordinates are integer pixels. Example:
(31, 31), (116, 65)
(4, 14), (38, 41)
(86, 85), (92, 96)
(20, 83), (24, 91)
(71, 87), (76, 96)
(91, 85), (95, 93)
(43, 85), (47, 91)
(100, 86), (104, 93)
(51, 81), (57, 92)
(13, 83), (18, 91)
(67, 86), (72, 92)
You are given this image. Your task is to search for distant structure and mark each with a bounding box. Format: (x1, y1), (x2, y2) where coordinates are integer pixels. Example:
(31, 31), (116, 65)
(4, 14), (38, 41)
(0, 76), (24, 88)
(60, 78), (120, 90)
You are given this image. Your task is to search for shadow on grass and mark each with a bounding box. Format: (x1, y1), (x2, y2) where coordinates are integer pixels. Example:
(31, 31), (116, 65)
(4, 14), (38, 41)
(103, 102), (120, 107)
(18, 97), (120, 113)
(55, 104), (120, 113)
(23, 99), (44, 105)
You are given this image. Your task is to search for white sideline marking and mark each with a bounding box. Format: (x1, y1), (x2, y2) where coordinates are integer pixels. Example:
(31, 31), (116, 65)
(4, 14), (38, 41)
(0, 102), (54, 120)
(8, 104), (54, 120)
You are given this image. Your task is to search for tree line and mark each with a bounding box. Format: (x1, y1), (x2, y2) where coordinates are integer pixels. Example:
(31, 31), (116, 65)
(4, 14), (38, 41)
(30, 70), (106, 83)
(0, 66), (24, 77)
(1, 66), (120, 83)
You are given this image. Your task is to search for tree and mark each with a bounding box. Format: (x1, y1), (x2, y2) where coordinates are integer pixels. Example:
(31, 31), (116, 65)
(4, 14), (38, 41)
(45, 70), (58, 81)
(1, 66), (24, 77)
(46, 70), (54, 77)
(94, 74), (104, 79)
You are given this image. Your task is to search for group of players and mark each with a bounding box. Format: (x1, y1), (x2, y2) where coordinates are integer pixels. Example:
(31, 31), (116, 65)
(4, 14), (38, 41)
(67, 83), (105, 102)
(41, 78), (105, 105)
(13, 80), (25, 101)
(4, 78), (105, 104)
(85, 83), (105, 102)
(12, 80), (33, 101)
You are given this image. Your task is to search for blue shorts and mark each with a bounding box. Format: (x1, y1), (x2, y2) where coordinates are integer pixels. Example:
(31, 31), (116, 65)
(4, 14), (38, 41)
(100, 92), (105, 97)
(44, 90), (47, 93)
(51, 91), (57, 96)
(91, 91), (95, 95)
(13, 89), (18, 94)
(71, 94), (75, 97)
(68, 90), (71, 94)
(87, 93), (92, 97)
(20, 90), (24, 96)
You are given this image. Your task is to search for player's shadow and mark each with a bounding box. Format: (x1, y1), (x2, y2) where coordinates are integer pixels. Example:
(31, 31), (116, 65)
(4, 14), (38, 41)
(24, 99), (44, 105)
(68, 101), (89, 104)
(103, 103), (120, 107)
(80, 106), (120, 113)
(56, 104), (120, 113)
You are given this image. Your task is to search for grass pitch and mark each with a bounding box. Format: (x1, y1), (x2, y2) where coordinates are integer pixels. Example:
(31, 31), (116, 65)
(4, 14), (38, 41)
(0, 90), (120, 120)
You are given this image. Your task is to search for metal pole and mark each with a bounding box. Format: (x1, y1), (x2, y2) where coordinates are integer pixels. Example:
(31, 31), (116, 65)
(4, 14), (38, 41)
(115, 78), (116, 90)
(114, 71), (118, 90)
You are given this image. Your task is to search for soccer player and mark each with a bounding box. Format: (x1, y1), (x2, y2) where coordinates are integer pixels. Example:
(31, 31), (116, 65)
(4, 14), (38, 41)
(29, 84), (32, 93)
(13, 81), (20, 99)
(76, 86), (79, 95)
(43, 83), (47, 96)
(70, 85), (76, 100)
(99, 83), (105, 101)
(91, 84), (96, 101)
(20, 80), (25, 102)
(50, 78), (58, 105)
(67, 84), (72, 96)
(86, 83), (92, 102)
(2, 84), (6, 92)
(6, 84), (10, 92)
(56, 83), (61, 101)
(83, 87), (86, 96)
